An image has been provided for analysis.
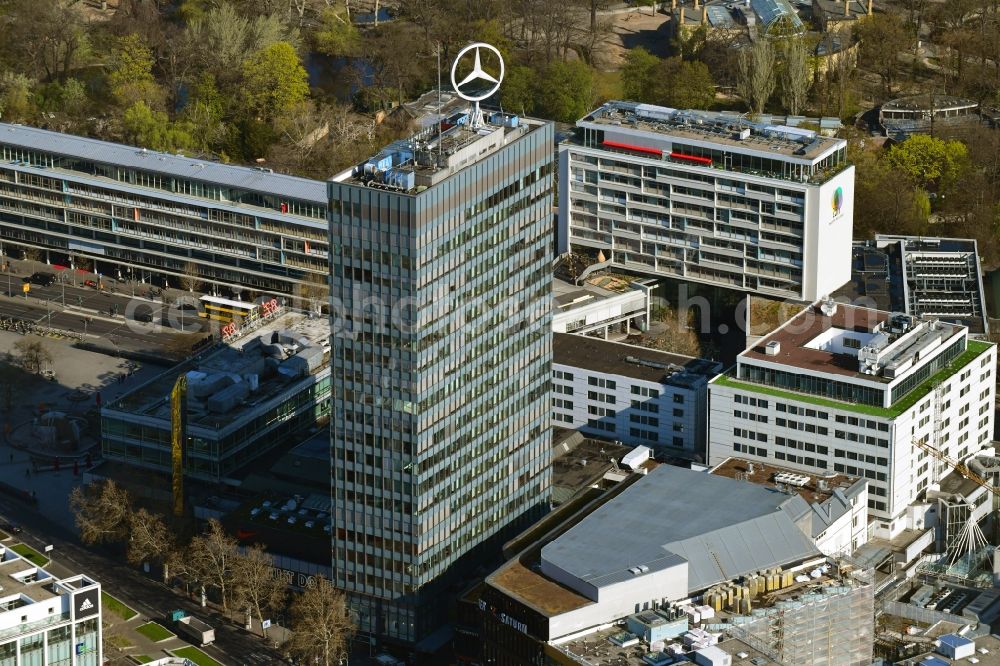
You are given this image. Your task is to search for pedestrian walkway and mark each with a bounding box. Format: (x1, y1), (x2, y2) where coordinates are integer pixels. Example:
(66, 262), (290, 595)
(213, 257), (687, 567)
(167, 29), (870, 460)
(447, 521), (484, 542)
(0, 330), (163, 529)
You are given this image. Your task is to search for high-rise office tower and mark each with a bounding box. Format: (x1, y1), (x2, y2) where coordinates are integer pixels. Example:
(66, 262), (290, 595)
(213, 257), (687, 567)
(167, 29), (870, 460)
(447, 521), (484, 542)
(327, 79), (554, 644)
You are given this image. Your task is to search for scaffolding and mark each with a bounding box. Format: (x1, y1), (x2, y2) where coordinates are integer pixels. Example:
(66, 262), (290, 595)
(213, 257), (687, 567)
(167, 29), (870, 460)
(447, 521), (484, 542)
(724, 568), (875, 666)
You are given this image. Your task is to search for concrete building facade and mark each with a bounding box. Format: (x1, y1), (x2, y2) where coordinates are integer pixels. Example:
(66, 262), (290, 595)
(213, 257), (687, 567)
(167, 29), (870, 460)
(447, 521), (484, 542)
(328, 109), (554, 646)
(558, 102), (854, 301)
(708, 301), (997, 539)
(0, 546), (101, 666)
(552, 333), (721, 458)
(0, 123), (327, 304)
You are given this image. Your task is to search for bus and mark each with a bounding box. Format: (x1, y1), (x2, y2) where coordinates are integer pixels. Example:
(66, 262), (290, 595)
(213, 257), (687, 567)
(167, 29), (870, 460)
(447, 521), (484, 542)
(198, 295), (262, 324)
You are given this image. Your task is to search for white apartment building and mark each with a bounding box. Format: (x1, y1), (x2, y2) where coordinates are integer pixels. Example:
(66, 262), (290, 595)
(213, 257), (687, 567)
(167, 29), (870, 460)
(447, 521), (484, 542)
(0, 545), (101, 665)
(558, 102), (854, 301)
(708, 300), (997, 539)
(553, 333), (721, 458)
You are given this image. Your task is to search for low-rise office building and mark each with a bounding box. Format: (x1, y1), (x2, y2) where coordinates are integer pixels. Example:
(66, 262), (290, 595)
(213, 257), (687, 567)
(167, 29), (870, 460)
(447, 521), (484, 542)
(0, 123), (328, 304)
(552, 275), (654, 339)
(558, 102), (854, 301)
(553, 333), (721, 458)
(476, 464), (873, 665)
(709, 300), (997, 539)
(0, 545), (101, 665)
(101, 311), (330, 482)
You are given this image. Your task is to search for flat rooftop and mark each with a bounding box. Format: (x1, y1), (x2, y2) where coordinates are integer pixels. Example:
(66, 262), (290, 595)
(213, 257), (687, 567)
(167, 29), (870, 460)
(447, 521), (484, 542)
(883, 94), (979, 113)
(333, 108), (547, 193)
(106, 312), (329, 431)
(711, 457), (860, 505)
(542, 465), (820, 595)
(552, 629), (779, 666)
(552, 274), (647, 310)
(554, 333), (721, 387)
(835, 236), (988, 335)
(578, 102), (845, 162)
(741, 303), (965, 381)
(813, 0), (869, 20)
(551, 430), (635, 502)
(0, 122), (327, 204)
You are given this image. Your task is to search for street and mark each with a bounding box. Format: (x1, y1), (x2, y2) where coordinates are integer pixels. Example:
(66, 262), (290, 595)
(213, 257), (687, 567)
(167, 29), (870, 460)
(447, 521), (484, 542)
(0, 492), (286, 665)
(0, 275), (207, 356)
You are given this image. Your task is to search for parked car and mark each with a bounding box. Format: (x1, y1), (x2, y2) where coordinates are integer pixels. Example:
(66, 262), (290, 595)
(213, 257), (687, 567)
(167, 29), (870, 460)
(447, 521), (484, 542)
(3, 522), (21, 534)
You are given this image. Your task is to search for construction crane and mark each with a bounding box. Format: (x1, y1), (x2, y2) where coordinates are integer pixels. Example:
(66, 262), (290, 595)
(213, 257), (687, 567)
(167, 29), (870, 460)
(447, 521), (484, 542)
(912, 437), (1000, 499)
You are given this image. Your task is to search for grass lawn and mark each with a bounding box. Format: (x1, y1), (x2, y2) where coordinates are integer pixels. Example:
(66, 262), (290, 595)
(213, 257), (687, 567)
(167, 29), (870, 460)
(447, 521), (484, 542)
(0, 529), (9, 540)
(130, 658), (153, 665)
(11, 544), (49, 567)
(171, 646), (224, 666)
(102, 591), (138, 621)
(106, 634), (134, 649)
(136, 622), (175, 642)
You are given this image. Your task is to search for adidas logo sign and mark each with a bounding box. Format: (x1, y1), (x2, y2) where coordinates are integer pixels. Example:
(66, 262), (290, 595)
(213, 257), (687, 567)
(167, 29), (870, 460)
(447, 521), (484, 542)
(78, 598), (94, 612)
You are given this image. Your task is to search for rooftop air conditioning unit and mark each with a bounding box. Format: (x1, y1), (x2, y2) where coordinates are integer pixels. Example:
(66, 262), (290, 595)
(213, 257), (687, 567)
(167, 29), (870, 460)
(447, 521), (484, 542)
(765, 340), (781, 355)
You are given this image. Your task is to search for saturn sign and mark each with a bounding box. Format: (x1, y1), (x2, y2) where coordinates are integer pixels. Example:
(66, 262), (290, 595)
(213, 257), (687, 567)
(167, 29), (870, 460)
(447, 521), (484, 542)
(832, 186), (844, 218)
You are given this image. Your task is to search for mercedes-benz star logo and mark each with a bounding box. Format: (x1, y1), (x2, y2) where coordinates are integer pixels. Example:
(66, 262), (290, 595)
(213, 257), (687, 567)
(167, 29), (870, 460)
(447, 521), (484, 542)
(451, 42), (504, 103)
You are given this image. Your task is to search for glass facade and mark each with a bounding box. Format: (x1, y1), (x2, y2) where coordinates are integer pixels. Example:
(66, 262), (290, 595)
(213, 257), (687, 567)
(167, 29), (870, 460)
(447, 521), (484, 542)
(102, 373), (332, 481)
(329, 122), (554, 644)
(0, 137), (328, 303)
(0, 617), (99, 666)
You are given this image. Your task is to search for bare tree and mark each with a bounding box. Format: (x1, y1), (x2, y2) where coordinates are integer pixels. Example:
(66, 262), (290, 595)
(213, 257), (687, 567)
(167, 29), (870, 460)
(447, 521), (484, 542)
(13, 339), (53, 374)
(179, 261), (201, 293)
(285, 576), (355, 666)
(780, 37), (810, 116)
(126, 508), (174, 583)
(232, 544), (287, 637)
(737, 39), (776, 115)
(188, 518), (239, 612)
(69, 480), (132, 545)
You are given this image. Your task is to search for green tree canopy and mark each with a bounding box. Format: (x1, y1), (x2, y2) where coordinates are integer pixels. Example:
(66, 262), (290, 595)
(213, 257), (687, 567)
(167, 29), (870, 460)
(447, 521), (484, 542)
(885, 134), (969, 192)
(621, 47), (659, 103)
(536, 60), (594, 123)
(500, 65), (537, 117)
(312, 6), (360, 56)
(659, 57), (716, 109)
(241, 42), (310, 121)
(123, 101), (195, 153)
(107, 34), (162, 108)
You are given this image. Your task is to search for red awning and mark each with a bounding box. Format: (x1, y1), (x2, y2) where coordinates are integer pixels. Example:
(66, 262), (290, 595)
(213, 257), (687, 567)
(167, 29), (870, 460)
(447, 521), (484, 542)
(669, 152), (713, 165)
(602, 140), (663, 156)
(51, 264), (67, 270)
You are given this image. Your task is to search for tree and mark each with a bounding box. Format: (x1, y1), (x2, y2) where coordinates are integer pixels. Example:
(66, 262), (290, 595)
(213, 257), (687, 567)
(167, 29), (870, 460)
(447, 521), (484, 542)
(0, 73), (35, 123)
(658, 57), (716, 109)
(232, 544), (286, 636)
(178, 261), (202, 293)
(857, 13), (910, 99)
(621, 47), (659, 103)
(123, 102), (195, 153)
(188, 518), (239, 611)
(536, 60), (593, 123)
(851, 146), (930, 238)
(885, 134), (969, 192)
(312, 6), (360, 56)
(241, 42), (310, 121)
(737, 39), (776, 115)
(69, 480), (132, 545)
(2, 0), (90, 82)
(285, 576), (355, 666)
(779, 37), (810, 116)
(500, 65), (537, 116)
(126, 508), (174, 584)
(107, 34), (162, 109)
(13, 339), (53, 374)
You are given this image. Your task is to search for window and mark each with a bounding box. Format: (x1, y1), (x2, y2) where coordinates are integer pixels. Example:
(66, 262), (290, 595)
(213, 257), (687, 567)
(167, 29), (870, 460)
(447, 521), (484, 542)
(588, 377), (616, 390)
(673, 394), (685, 404)
(673, 408), (684, 417)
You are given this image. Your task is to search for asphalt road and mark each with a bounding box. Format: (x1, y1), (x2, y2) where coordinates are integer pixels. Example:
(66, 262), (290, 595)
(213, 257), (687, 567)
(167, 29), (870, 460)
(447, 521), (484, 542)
(0, 493), (286, 666)
(0, 279), (205, 355)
